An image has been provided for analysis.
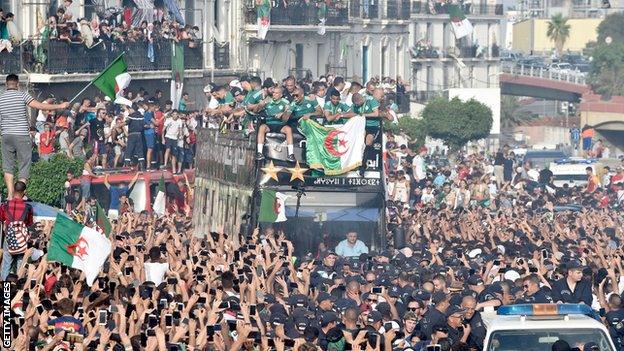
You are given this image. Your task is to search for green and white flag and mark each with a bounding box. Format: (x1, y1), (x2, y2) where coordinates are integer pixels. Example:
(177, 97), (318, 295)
(48, 215), (112, 286)
(170, 42), (185, 110)
(152, 173), (166, 216)
(92, 54), (132, 106)
(259, 190), (288, 223)
(448, 4), (473, 39)
(257, 0), (271, 40)
(299, 115), (366, 175)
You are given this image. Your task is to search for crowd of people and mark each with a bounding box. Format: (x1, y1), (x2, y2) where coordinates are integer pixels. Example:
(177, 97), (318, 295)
(2, 68), (624, 351)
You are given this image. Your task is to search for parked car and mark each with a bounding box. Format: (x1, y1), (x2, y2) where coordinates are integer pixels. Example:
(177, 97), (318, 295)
(516, 56), (547, 69)
(549, 62), (574, 74)
(562, 53), (589, 66)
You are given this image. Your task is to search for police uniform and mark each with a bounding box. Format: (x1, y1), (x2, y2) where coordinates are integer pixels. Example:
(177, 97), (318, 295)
(606, 308), (624, 350)
(125, 111), (146, 167)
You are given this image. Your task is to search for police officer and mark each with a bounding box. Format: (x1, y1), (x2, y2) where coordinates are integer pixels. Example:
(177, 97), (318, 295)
(605, 294), (624, 350)
(518, 274), (553, 303)
(124, 102), (146, 170)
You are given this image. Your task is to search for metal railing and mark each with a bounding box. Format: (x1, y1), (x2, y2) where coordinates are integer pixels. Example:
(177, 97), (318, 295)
(502, 63), (588, 85)
(244, 3), (348, 26)
(1, 38), (203, 75)
(410, 2), (503, 15)
(408, 90), (446, 103)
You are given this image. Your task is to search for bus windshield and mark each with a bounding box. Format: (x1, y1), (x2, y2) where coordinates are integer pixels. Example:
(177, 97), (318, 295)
(487, 329), (614, 351)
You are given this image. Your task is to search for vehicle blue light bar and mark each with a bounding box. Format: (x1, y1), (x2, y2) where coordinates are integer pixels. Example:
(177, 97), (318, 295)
(498, 304), (593, 316)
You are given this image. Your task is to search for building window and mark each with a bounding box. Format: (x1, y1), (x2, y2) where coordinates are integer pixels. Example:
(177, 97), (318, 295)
(426, 22), (432, 42)
(443, 64), (449, 90)
(295, 43), (304, 70)
(225, 194), (230, 223)
(426, 66), (433, 91)
(487, 65), (491, 87)
(210, 190), (215, 219)
(203, 189), (209, 214)
(381, 46), (387, 77)
(214, 0), (219, 29)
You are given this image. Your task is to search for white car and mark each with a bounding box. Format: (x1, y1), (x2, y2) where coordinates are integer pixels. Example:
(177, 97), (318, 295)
(482, 304), (616, 351)
(549, 62), (573, 74)
(549, 158), (602, 188)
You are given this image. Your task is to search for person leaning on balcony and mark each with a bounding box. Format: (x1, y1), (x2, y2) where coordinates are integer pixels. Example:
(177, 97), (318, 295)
(0, 74), (69, 198)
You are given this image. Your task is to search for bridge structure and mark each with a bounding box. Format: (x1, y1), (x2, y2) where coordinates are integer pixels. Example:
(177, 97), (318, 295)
(500, 64), (590, 102)
(500, 63), (624, 155)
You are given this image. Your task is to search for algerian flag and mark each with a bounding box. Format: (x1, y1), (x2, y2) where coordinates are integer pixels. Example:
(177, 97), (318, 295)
(257, 0), (270, 40)
(448, 4), (473, 39)
(153, 174), (166, 216)
(95, 202), (112, 236)
(317, 2), (327, 36)
(258, 190), (288, 223)
(339, 41), (348, 63)
(92, 54), (132, 106)
(299, 115), (366, 175)
(170, 42), (184, 110)
(48, 214), (112, 286)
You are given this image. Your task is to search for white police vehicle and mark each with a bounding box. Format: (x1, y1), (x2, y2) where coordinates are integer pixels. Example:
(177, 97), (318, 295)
(550, 158), (602, 188)
(482, 304), (616, 351)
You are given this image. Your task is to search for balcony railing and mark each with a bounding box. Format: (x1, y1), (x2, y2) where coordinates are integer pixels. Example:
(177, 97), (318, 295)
(411, 2), (503, 15)
(244, 3), (348, 26)
(1, 38), (203, 75)
(409, 90), (446, 103)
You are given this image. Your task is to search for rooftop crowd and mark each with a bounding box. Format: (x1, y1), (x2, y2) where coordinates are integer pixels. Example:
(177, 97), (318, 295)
(3, 71), (624, 351)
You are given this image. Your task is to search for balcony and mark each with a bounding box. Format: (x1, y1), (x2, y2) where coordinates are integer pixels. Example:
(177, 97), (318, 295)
(411, 2), (503, 16)
(1, 38), (203, 75)
(244, 3), (348, 27)
(349, 0), (411, 20)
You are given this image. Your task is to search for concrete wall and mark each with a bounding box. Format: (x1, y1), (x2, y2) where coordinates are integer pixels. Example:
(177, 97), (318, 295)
(512, 18), (601, 54)
(514, 125), (570, 146)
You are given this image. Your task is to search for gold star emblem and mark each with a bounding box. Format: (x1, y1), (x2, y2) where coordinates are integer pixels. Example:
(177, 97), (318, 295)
(287, 161), (309, 182)
(261, 161), (282, 182)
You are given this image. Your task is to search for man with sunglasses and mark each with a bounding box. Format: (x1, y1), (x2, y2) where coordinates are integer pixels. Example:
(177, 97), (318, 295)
(518, 274), (552, 303)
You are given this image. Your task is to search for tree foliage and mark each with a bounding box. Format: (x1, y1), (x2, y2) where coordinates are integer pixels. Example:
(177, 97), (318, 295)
(421, 97), (493, 151)
(547, 13), (571, 54)
(500, 95), (538, 131)
(384, 117), (426, 148)
(0, 152), (84, 206)
(588, 13), (624, 96)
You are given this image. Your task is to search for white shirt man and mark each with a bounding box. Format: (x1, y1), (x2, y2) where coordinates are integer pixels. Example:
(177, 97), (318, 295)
(335, 232), (369, 257)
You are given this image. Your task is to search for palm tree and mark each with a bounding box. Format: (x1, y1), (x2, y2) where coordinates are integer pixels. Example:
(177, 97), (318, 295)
(547, 13), (571, 54)
(500, 95), (538, 131)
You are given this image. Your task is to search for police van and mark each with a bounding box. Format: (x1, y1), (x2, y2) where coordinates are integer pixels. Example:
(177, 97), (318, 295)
(482, 304), (616, 351)
(549, 158), (602, 188)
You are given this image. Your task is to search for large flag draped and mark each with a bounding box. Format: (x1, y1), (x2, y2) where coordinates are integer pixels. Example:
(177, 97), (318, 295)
(92, 54), (132, 106)
(95, 202), (112, 236)
(448, 4), (473, 39)
(48, 215), (111, 286)
(170, 42), (184, 110)
(257, 0), (271, 40)
(259, 190), (288, 223)
(153, 174), (166, 216)
(299, 115), (366, 175)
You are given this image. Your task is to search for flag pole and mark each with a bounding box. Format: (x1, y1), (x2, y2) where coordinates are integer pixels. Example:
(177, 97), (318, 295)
(68, 53), (126, 104)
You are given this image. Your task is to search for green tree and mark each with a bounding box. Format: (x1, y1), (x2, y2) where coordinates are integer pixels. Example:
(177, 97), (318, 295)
(421, 97), (493, 151)
(500, 95), (538, 131)
(547, 13), (571, 54)
(0, 152), (84, 206)
(596, 12), (624, 44)
(587, 13), (624, 96)
(384, 117), (426, 148)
